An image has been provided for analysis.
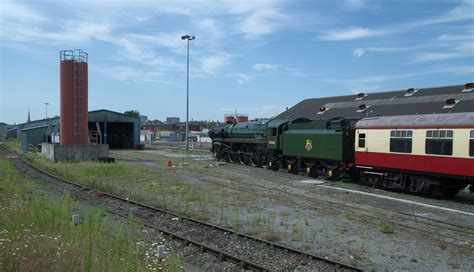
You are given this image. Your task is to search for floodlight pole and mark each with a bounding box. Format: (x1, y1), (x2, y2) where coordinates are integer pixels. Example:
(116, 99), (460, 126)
(181, 34), (195, 153)
(44, 102), (49, 118)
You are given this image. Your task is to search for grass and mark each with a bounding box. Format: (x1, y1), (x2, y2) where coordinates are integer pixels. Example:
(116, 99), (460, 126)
(378, 222), (395, 234)
(3, 138), (20, 151)
(0, 158), (184, 271)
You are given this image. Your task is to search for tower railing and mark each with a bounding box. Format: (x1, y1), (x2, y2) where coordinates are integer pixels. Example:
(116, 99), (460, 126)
(60, 49), (88, 62)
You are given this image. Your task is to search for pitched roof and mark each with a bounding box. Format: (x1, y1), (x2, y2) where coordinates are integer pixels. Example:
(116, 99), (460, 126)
(273, 84), (474, 121)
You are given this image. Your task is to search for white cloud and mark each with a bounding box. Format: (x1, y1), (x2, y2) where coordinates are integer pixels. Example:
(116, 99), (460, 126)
(321, 65), (474, 87)
(412, 31), (473, 63)
(198, 53), (232, 74)
(0, 1), (45, 22)
(228, 73), (254, 84)
(125, 32), (187, 54)
(238, 8), (289, 38)
(319, 27), (386, 41)
(253, 63), (282, 71)
(353, 48), (366, 57)
(321, 1), (474, 41)
(342, 0), (367, 11)
(95, 65), (174, 84)
(353, 45), (427, 57)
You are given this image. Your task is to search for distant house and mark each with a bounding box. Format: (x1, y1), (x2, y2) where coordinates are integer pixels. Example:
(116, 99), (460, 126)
(166, 117), (180, 124)
(139, 115), (148, 123)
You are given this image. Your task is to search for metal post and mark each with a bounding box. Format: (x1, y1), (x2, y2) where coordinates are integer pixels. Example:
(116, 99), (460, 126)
(44, 102), (49, 118)
(181, 34), (195, 153)
(186, 38), (189, 152)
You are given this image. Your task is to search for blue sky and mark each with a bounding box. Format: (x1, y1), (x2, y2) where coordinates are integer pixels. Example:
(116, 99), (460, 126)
(1, 0), (473, 124)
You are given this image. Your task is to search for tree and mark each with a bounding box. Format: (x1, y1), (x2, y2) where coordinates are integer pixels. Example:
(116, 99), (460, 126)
(124, 110), (140, 118)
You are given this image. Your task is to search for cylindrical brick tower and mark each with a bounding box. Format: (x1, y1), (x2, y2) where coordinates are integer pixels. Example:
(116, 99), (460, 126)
(60, 49), (88, 145)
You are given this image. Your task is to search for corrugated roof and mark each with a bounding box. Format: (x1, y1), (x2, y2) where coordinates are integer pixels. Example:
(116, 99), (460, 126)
(356, 112), (474, 128)
(273, 84), (473, 121)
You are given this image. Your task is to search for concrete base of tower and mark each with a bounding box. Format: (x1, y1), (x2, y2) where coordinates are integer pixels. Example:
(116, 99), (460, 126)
(42, 143), (109, 162)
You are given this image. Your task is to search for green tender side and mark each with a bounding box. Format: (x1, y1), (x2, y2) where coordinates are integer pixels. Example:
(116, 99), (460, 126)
(282, 128), (343, 161)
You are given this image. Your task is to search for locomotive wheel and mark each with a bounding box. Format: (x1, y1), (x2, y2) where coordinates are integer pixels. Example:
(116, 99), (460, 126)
(442, 188), (460, 197)
(239, 145), (251, 165)
(250, 151), (263, 167)
(214, 147), (225, 161)
(224, 152), (232, 163)
(229, 152), (239, 163)
(286, 159), (298, 174)
(268, 160), (279, 171)
(249, 155), (257, 167)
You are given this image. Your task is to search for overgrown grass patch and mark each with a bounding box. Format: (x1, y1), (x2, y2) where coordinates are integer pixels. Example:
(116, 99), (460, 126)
(378, 222), (395, 234)
(0, 158), (185, 271)
(2, 138), (20, 152)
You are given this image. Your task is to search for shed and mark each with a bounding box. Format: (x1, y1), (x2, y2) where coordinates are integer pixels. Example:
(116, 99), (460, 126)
(88, 109), (140, 148)
(21, 125), (48, 152)
(273, 84), (474, 122)
(15, 109), (140, 151)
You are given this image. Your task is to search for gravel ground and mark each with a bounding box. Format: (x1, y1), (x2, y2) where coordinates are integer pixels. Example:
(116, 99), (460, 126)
(4, 149), (356, 271)
(109, 148), (474, 271)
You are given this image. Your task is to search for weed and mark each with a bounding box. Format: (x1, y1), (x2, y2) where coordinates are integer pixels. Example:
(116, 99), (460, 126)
(250, 213), (263, 228)
(262, 232), (281, 242)
(378, 222), (395, 234)
(344, 212), (357, 221)
(0, 158), (177, 271)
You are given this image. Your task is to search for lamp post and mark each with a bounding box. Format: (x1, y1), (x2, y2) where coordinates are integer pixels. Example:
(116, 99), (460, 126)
(44, 102), (49, 119)
(181, 34), (195, 152)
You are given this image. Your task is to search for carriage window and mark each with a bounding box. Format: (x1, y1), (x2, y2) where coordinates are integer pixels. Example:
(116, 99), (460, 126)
(358, 133), (366, 148)
(470, 130), (474, 157)
(426, 130), (453, 156)
(390, 130), (412, 153)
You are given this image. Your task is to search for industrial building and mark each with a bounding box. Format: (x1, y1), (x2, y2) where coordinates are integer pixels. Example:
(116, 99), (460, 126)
(273, 83), (474, 121)
(11, 109), (140, 152)
(0, 122), (7, 140)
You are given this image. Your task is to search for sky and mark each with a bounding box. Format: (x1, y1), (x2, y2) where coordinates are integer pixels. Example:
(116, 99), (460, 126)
(1, 0), (473, 124)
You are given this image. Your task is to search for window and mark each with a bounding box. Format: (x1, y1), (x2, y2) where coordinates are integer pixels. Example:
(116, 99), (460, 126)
(390, 130), (412, 153)
(470, 130), (474, 157)
(358, 133), (366, 148)
(426, 130), (453, 156)
(268, 128), (277, 137)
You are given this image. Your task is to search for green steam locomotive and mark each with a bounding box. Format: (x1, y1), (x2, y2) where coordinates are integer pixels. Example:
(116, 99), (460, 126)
(209, 117), (356, 179)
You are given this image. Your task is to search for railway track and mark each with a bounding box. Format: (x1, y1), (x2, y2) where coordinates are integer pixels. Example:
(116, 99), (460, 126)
(0, 145), (361, 272)
(167, 162), (474, 247)
(213, 160), (474, 231)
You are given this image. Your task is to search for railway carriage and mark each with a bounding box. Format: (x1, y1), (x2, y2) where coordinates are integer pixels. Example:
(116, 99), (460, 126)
(210, 112), (473, 197)
(354, 112), (474, 196)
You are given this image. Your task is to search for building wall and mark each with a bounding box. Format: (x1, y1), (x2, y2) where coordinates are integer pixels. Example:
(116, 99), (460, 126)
(21, 126), (48, 152)
(0, 123), (6, 140)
